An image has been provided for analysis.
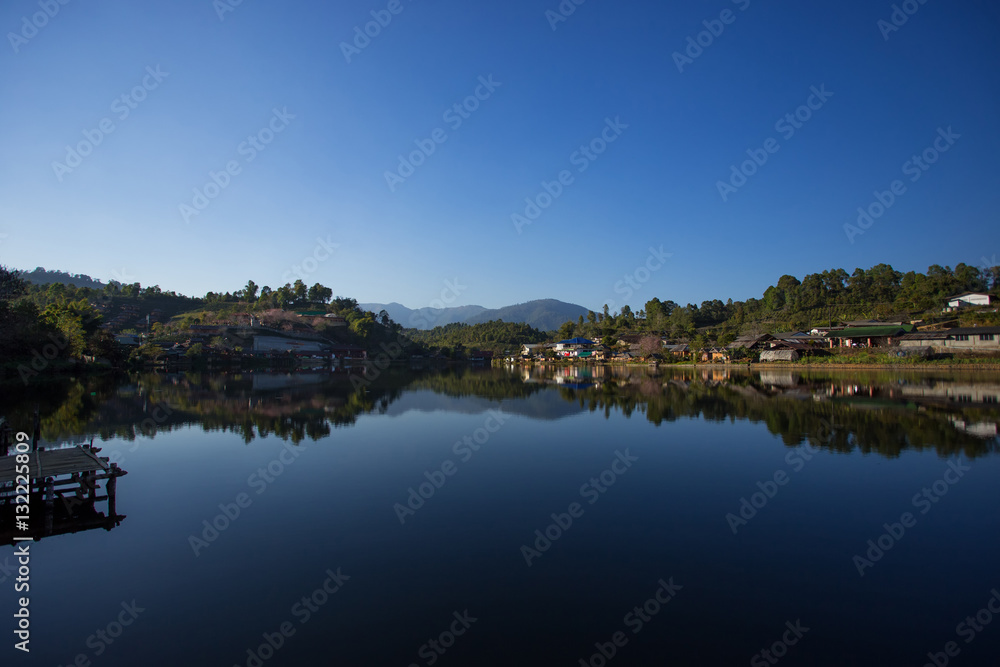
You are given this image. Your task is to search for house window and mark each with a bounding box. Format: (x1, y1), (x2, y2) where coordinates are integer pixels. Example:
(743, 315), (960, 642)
(979, 334), (995, 341)
(954, 334), (970, 341)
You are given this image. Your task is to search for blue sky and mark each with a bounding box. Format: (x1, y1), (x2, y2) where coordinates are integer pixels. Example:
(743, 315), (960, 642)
(1, 0), (998, 313)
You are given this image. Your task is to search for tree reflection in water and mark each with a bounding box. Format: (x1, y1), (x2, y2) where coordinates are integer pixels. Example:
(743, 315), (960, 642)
(2, 366), (998, 459)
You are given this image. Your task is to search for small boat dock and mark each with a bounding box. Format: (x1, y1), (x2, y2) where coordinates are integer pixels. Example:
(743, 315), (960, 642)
(0, 418), (128, 545)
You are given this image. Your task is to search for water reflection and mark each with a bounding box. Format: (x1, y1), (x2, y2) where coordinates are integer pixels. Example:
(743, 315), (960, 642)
(2, 366), (999, 459)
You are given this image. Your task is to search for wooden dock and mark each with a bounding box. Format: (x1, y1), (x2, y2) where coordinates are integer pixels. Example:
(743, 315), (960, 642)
(0, 444), (127, 545)
(0, 445), (109, 484)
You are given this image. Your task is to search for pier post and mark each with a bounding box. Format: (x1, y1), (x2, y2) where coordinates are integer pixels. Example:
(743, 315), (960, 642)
(44, 476), (55, 534)
(31, 407), (41, 452)
(107, 473), (118, 518)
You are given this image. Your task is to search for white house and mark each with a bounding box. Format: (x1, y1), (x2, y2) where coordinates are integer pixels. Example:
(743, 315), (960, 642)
(945, 293), (994, 311)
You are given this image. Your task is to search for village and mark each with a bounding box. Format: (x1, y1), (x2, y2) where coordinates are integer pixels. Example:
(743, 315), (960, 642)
(35, 283), (998, 372)
(514, 292), (1000, 365)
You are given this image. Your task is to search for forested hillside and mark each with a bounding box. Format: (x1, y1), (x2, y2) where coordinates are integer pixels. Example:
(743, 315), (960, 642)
(555, 263), (999, 342)
(405, 321), (548, 355)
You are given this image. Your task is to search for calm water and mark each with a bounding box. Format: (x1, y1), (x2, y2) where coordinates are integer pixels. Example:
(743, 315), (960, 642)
(3, 365), (1000, 666)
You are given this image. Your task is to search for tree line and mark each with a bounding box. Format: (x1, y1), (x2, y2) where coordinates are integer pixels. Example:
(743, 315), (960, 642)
(1, 266), (409, 375)
(405, 321), (549, 356)
(556, 262), (999, 343)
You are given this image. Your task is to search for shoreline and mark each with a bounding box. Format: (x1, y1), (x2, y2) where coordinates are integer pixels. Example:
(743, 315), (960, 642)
(703, 362), (1000, 371)
(508, 360), (1000, 372)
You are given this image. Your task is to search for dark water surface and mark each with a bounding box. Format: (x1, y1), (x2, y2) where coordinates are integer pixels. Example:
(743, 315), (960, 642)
(3, 365), (1000, 666)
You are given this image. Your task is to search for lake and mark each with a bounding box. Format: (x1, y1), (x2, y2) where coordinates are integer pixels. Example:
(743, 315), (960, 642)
(3, 365), (1000, 666)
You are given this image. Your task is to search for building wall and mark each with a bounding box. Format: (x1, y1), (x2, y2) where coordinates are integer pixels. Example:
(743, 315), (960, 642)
(899, 335), (999, 351)
(945, 334), (999, 349)
(899, 338), (946, 348)
(252, 335), (327, 353)
(760, 350), (798, 362)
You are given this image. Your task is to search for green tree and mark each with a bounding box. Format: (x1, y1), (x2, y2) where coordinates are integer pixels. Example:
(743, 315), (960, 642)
(350, 312), (375, 339)
(308, 283), (333, 304)
(292, 280), (307, 304)
(275, 284), (293, 309)
(0, 266), (27, 302)
(243, 280), (259, 302)
(85, 330), (126, 366)
(762, 286), (785, 312)
(690, 334), (708, 360)
(40, 301), (101, 357)
(558, 320), (575, 340)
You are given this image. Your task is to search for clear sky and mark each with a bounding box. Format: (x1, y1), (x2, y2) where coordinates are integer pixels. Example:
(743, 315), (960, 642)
(1, 0), (998, 313)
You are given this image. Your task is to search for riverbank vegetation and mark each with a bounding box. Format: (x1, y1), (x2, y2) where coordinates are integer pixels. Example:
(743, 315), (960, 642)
(3, 261), (999, 379)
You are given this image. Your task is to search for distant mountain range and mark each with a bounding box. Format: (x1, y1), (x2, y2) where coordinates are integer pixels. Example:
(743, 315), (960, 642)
(360, 299), (590, 331)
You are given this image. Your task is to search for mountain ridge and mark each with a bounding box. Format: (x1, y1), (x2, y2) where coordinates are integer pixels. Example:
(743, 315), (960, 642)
(360, 298), (590, 331)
